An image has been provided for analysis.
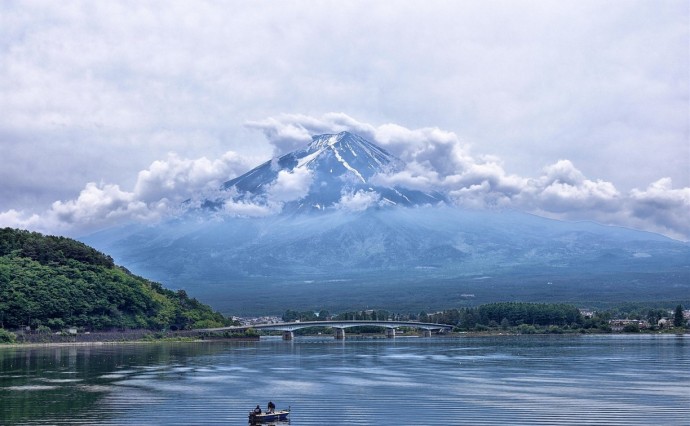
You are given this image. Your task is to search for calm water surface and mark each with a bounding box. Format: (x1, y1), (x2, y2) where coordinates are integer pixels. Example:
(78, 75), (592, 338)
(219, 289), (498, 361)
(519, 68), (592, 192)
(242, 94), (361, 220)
(1, 334), (688, 425)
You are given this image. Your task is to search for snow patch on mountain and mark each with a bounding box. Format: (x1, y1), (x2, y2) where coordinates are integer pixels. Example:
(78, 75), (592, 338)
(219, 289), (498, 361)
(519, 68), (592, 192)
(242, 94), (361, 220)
(210, 131), (445, 214)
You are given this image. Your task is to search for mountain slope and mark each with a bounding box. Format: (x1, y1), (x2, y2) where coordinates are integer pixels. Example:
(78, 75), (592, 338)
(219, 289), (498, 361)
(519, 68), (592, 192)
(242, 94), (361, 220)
(82, 132), (690, 315)
(211, 131), (445, 211)
(84, 208), (690, 315)
(0, 228), (230, 331)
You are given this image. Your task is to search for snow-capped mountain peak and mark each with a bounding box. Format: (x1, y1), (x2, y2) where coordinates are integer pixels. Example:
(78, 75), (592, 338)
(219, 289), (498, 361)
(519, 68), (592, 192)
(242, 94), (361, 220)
(296, 131), (402, 181)
(216, 131), (445, 212)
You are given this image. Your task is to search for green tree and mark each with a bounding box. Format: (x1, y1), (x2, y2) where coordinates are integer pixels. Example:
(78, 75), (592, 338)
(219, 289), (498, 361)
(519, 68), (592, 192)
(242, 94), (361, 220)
(623, 323), (640, 333)
(0, 228), (230, 332)
(282, 310), (299, 322)
(674, 305), (684, 327)
(460, 309), (479, 330)
(647, 309), (667, 326)
(376, 310), (390, 321)
(518, 324), (537, 334)
(0, 328), (16, 343)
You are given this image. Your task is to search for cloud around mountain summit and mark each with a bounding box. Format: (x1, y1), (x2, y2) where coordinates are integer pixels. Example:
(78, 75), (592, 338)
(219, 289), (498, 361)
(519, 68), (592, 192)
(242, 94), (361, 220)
(244, 113), (690, 240)
(1, 113), (688, 241)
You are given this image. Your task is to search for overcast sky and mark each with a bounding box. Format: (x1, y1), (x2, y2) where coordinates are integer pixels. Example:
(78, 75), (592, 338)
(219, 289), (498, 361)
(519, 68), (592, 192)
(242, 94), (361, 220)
(1, 1), (688, 240)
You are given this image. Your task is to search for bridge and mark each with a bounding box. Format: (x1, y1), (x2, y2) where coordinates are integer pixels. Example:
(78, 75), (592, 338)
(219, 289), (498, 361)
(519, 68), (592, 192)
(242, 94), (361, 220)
(200, 320), (453, 340)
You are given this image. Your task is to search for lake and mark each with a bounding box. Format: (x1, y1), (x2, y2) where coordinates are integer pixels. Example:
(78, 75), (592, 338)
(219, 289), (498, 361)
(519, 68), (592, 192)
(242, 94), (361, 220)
(1, 334), (689, 425)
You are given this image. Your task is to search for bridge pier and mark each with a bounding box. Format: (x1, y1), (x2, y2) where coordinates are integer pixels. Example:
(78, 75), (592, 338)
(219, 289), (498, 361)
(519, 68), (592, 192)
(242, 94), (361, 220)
(282, 331), (294, 340)
(386, 328), (396, 338)
(422, 329), (432, 337)
(334, 328), (346, 340)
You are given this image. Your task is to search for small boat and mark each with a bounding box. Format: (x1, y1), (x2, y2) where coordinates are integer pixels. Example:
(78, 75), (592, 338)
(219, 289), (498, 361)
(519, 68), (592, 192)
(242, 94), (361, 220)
(248, 408), (290, 423)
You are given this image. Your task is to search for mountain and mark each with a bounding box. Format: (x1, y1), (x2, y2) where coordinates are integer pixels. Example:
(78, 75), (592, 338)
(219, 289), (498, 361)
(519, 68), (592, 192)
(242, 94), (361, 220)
(0, 227), (230, 331)
(82, 132), (690, 315)
(203, 131), (445, 211)
(84, 208), (690, 316)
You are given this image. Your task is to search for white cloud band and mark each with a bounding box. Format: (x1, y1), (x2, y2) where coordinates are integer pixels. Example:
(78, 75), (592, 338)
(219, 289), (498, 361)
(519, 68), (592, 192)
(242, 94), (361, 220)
(1, 113), (688, 241)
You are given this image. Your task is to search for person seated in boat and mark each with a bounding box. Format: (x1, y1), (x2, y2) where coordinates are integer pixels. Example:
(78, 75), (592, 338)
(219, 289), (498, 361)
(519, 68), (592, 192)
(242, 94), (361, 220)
(267, 401), (275, 413)
(253, 405), (262, 415)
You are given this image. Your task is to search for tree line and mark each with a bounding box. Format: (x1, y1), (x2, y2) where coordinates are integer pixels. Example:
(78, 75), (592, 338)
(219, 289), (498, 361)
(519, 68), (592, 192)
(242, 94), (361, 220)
(0, 228), (115, 268)
(281, 302), (687, 334)
(282, 303), (585, 332)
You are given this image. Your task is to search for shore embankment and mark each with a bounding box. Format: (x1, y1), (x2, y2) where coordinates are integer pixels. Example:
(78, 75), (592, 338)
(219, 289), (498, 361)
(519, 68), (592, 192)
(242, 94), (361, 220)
(1, 329), (258, 347)
(3, 329), (687, 349)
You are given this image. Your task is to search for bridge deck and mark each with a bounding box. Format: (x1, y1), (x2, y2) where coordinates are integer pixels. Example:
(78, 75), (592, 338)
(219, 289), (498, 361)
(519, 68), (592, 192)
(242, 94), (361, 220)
(200, 320), (453, 333)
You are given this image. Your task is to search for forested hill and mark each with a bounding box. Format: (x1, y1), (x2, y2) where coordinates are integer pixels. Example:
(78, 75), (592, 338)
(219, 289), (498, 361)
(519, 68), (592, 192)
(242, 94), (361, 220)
(0, 228), (231, 331)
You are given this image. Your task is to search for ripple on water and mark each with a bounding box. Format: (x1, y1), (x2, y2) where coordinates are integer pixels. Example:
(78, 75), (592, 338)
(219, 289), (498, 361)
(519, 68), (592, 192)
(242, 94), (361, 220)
(1, 336), (688, 425)
(41, 378), (83, 383)
(98, 373), (127, 379)
(4, 385), (59, 391)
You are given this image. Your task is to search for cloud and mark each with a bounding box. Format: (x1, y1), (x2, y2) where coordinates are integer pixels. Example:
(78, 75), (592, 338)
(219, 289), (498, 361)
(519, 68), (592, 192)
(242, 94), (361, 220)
(628, 178), (690, 238)
(0, 210), (43, 232)
(520, 160), (622, 213)
(243, 113), (690, 240)
(0, 150), (252, 235)
(222, 199), (278, 218)
(246, 113), (475, 187)
(373, 125), (469, 175)
(246, 113), (377, 156)
(336, 190), (381, 212)
(215, 167), (313, 217)
(516, 165), (688, 240)
(51, 183), (154, 225)
(134, 151), (250, 204)
(244, 117), (313, 156)
(0, 183), (159, 235)
(0, 144), (312, 228)
(266, 168), (313, 203)
(0, 113), (688, 240)
(1, 1), (687, 237)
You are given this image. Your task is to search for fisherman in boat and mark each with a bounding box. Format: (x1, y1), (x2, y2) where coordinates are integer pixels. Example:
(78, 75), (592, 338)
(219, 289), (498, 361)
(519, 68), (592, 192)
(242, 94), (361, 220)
(253, 405), (262, 415)
(267, 401), (275, 413)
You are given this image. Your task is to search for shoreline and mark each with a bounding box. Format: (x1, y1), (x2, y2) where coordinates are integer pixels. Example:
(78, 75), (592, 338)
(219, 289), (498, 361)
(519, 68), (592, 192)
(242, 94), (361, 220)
(2, 330), (686, 349)
(0, 337), (260, 349)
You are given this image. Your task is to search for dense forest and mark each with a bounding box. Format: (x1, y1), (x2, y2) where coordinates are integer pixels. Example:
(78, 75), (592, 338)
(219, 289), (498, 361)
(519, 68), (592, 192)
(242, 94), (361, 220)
(0, 228), (231, 332)
(285, 303), (581, 326)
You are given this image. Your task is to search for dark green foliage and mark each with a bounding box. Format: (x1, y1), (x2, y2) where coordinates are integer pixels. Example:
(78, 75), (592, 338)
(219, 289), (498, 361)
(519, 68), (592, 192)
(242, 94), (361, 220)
(0, 228), (230, 332)
(282, 301), (688, 334)
(623, 323), (640, 333)
(478, 302), (582, 327)
(646, 308), (667, 325)
(0, 228), (114, 268)
(0, 328), (16, 343)
(333, 310), (392, 321)
(282, 309), (318, 322)
(597, 301), (681, 321)
(674, 305), (684, 327)
(517, 324), (538, 334)
(422, 304), (582, 330)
